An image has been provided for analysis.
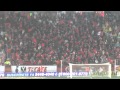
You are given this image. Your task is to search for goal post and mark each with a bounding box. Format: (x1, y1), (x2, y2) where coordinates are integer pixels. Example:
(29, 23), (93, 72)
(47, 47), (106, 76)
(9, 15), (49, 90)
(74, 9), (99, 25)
(69, 63), (111, 79)
(58, 60), (63, 77)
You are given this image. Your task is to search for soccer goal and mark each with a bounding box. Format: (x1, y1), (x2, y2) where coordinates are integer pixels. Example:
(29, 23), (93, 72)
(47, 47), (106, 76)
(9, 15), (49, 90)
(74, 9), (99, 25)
(114, 59), (120, 76)
(69, 63), (111, 79)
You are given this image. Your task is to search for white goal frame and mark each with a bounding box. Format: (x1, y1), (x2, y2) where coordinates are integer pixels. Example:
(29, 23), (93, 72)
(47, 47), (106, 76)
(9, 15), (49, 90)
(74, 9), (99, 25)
(69, 63), (111, 79)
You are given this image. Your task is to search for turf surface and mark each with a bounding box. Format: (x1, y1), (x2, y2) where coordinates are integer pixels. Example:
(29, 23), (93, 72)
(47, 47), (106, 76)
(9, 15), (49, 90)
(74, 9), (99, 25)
(0, 76), (120, 79)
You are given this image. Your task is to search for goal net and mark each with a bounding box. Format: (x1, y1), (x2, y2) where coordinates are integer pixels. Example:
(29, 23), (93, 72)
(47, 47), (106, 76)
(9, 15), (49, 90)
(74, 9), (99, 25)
(69, 63), (111, 79)
(114, 59), (120, 76)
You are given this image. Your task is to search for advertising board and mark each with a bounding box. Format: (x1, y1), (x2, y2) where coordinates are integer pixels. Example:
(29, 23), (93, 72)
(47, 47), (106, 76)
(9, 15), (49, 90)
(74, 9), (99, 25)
(0, 65), (57, 73)
(1, 72), (88, 77)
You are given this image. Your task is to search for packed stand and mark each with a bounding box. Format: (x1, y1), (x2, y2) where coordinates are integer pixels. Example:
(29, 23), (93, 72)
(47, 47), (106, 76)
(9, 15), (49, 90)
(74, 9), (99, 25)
(0, 11), (120, 66)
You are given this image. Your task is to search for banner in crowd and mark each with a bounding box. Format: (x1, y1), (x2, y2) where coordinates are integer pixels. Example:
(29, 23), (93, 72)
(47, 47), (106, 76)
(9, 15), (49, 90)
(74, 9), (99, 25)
(0, 72), (89, 77)
(0, 65), (57, 73)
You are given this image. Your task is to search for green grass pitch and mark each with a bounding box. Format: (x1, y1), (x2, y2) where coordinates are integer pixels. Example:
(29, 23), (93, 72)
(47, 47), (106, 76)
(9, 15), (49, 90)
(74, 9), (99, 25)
(0, 76), (120, 79)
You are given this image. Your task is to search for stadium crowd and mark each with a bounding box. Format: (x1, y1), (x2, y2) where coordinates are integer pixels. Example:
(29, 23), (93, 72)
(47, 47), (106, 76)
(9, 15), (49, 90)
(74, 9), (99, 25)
(0, 11), (120, 66)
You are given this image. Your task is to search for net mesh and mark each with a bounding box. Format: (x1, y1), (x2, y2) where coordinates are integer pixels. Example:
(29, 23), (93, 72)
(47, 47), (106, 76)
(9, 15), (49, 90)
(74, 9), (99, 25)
(69, 63), (111, 78)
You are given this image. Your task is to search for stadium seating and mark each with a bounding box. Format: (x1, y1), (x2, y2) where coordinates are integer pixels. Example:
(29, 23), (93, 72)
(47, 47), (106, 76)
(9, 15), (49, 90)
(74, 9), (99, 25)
(0, 11), (120, 66)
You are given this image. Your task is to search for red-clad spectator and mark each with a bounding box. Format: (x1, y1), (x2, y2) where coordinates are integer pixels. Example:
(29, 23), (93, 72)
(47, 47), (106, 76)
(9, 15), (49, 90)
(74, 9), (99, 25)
(32, 38), (37, 43)
(28, 28), (32, 32)
(41, 43), (45, 47)
(88, 51), (93, 57)
(27, 13), (31, 20)
(36, 53), (41, 58)
(55, 60), (60, 65)
(11, 53), (15, 60)
(93, 48), (97, 54)
(19, 22), (22, 29)
(77, 55), (81, 63)
(107, 58), (113, 64)
(18, 59), (24, 65)
(96, 11), (105, 17)
(6, 48), (11, 54)
(38, 60), (42, 65)
(16, 52), (20, 60)
(0, 11), (119, 66)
